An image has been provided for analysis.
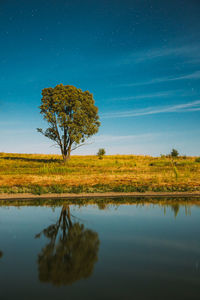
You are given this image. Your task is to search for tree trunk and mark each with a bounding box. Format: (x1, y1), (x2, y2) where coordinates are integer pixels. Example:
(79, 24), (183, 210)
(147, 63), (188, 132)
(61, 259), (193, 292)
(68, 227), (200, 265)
(63, 154), (69, 163)
(63, 148), (71, 163)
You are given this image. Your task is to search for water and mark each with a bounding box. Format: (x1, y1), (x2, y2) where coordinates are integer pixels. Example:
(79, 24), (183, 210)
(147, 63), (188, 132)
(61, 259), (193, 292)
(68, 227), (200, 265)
(0, 198), (200, 299)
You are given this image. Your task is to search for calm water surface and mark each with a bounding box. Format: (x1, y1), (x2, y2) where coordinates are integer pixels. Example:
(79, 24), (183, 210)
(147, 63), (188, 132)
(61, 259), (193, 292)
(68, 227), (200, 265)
(0, 199), (200, 299)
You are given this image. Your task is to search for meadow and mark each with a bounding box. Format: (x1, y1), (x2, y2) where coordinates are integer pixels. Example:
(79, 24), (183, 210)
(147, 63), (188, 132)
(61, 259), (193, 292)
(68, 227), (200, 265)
(0, 152), (200, 195)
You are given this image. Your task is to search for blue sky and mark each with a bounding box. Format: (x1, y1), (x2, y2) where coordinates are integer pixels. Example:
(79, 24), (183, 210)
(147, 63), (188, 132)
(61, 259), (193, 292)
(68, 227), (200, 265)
(0, 0), (200, 156)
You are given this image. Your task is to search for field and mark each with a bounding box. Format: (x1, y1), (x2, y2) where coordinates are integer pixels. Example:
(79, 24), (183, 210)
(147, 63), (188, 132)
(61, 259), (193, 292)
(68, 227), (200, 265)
(0, 152), (200, 195)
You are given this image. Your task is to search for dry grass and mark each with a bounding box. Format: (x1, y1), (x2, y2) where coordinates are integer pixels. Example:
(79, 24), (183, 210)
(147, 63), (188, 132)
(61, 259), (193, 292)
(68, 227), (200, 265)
(0, 152), (200, 194)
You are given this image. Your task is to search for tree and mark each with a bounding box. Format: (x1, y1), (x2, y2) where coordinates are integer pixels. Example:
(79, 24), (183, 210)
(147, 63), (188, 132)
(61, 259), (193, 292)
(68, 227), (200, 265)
(171, 148), (179, 158)
(97, 148), (106, 159)
(37, 84), (100, 162)
(35, 205), (99, 286)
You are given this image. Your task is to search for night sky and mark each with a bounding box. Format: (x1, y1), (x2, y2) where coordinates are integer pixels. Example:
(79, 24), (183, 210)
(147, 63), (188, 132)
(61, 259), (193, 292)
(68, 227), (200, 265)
(0, 0), (200, 155)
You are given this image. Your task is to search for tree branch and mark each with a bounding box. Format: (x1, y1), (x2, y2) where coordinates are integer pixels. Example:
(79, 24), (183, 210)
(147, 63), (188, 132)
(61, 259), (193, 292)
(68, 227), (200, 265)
(71, 141), (94, 152)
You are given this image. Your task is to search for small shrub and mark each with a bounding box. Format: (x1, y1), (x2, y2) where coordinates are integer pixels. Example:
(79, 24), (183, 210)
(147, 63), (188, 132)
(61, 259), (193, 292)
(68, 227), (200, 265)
(171, 149), (179, 158)
(195, 157), (200, 163)
(31, 185), (47, 195)
(49, 184), (64, 194)
(97, 148), (106, 160)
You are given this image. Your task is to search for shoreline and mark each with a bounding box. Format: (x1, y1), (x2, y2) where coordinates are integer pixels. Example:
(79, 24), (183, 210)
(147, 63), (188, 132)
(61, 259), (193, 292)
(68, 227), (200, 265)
(0, 191), (200, 201)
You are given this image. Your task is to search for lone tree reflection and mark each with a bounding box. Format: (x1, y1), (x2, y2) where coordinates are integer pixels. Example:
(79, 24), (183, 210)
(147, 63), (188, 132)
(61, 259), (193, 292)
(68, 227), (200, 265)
(0, 251), (3, 259)
(36, 205), (99, 286)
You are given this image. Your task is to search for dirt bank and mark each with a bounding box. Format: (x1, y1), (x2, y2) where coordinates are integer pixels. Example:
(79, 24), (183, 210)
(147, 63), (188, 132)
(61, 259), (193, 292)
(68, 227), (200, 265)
(0, 191), (200, 201)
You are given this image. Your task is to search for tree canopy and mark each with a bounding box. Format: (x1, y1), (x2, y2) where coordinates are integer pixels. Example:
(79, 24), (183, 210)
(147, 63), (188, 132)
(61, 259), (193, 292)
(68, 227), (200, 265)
(35, 206), (99, 286)
(37, 84), (100, 161)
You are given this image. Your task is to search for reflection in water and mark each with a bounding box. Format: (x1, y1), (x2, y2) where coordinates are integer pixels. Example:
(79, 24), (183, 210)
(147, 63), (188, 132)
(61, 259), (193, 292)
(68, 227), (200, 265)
(171, 203), (180, 217)
(101, 202), (192, 218)
(0, 200), (200, 300)
(35, 205), (100, 286)
(93, 200), (193, 218)
(162, 203), (191, 218)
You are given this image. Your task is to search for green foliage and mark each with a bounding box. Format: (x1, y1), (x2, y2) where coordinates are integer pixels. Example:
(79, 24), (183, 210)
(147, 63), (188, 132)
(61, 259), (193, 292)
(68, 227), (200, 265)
(97, 148), (106, 159)
(37, 84), (100, 161)
(195, 157), (200, 163)
(171, 148), (179, 158)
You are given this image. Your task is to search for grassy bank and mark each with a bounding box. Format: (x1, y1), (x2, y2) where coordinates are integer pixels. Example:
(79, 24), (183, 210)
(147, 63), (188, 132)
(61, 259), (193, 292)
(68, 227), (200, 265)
(0, 152), (200, 195)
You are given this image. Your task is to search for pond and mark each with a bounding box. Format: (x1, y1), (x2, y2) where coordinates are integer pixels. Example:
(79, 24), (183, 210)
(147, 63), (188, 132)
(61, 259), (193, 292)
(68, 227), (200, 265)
(0, 197), (200, 300)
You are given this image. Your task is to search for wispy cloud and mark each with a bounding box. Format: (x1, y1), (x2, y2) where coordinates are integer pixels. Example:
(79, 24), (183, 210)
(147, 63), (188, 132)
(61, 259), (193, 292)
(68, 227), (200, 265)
(121, 44), (200, 65)
(0, 121), (23, 126)
(92, 133), (159, 143)
(102, 100), (200, 119)
(185, 107), (200, 112)
(108, 91), (177, 101)
(0, 128), (34, 134)
(172, 70), (200, 80)
(119, 70), (200, 87)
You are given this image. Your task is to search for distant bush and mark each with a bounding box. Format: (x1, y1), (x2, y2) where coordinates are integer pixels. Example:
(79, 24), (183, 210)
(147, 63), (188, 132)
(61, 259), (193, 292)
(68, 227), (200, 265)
(171, 149), (179, 158)
(195, 157), (200, 163)
(97, 148), (106, 160)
